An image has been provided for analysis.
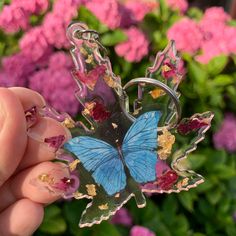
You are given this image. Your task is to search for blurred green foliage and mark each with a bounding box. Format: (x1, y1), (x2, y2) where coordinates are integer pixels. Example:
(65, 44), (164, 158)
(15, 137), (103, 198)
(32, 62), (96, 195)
(1, 1), (236, 235)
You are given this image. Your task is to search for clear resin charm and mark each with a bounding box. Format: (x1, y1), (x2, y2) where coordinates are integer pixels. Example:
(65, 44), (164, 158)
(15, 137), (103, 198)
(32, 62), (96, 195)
(37, 22), (214, 227)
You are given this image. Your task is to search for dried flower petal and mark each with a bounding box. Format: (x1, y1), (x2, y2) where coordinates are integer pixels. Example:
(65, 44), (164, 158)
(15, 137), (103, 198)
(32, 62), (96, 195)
(44, 135), (65, 149)
(177, 118), (208, 135)
(157, 170), (178, 190)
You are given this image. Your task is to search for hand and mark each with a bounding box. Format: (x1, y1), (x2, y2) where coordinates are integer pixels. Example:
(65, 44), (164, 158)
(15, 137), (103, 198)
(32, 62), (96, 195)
(0, 87), (71, 236)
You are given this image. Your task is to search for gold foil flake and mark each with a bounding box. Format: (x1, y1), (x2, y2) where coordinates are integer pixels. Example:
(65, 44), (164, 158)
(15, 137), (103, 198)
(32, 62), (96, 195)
(69, 160), (80, 171)
(115, 193), (120, 198)
(104, 75), (118, 88)
(112, 123), (118, 129)
(80, 47), (88, 56)
(162, 64), (172, 73)
(62, 117), (76, 128)
(73, 191), (83, 199)
(98, 203), (108, 210)
(176, 178), (189, 189)
(85, 54), (94, 64)
(38, 174), (54, 185)
(158, 128), (175, 160)
(149, 88), (166, 99)
(86, 184), (97, 196)
(82, 102), (96, 116)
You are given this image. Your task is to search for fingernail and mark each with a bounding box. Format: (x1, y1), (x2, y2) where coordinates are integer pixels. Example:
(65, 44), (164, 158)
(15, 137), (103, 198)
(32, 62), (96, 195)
(44, 135), (65, 150)
(34, 166), (80, 197)
(25, 106), (38, 128)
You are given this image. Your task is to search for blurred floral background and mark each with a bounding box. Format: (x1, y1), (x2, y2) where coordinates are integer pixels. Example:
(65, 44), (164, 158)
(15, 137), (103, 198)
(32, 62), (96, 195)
(1, 0), (236, 235)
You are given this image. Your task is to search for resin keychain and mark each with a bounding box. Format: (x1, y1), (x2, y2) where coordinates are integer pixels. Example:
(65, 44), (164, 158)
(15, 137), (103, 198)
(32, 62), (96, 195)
(33, 22), (214, 227)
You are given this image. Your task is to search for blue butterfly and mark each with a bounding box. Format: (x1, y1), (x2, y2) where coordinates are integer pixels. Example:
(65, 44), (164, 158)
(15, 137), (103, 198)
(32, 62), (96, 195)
(64, 111), (161, 196)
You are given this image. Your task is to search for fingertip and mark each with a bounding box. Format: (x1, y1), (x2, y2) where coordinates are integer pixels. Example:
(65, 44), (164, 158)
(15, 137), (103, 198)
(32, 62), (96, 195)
(0, 199), (44, 236)
(9, 87), (46, 110)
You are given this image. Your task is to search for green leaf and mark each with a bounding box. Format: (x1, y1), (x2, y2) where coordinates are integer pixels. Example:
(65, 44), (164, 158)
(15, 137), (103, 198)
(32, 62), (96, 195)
(206, 187), (222, 205)
(187, 153), (207, 169)
(206, 55), (228, 76)
(212, 75), (234, 86)
(91, 222), (121, 236)
(39, 205), (67, 234)
(78, 6), (108, 33)
(100, 30), (127, 46)
(178, 192), (196, 211)
(187, 7), (203, 20)
(188, 61), (208, 84)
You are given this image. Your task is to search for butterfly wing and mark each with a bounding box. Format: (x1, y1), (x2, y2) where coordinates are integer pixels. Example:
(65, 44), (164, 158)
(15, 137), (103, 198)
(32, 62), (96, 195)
(64, 137), (126, 196)
(122, 111), (161, 183)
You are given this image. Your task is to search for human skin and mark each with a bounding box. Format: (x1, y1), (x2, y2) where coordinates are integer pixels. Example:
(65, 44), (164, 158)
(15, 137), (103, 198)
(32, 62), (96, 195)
(0, 87), (71, 236)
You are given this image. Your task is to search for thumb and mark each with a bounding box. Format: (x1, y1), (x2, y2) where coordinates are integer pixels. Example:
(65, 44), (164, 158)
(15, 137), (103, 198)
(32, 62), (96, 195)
(0, 88), (27, 186)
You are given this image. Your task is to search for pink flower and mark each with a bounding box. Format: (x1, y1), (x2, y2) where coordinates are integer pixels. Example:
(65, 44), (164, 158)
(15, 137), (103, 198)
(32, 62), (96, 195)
(85, 0), (122, 29)
(12, 0), (49, 14)
(20, 27), (51, 62)
(111, 208), (133, 226)
(115, 27), (149, 62)
(124, 0), (158, 22)
(0, 4), (29, 33)
(166, 0), (188, 13)
(49, 52), (73, 71)
(201, 7), (230, 24)
(130, 226), (156, 236)
(1, 52), (34, 86)
(43, 13), (70, 49)
(29, 66), (79, 116)
(167, 18), (203, 54)
(53, 0), (81, 21)
(196, 8), (232, 63)
(213, 113), (236, 153)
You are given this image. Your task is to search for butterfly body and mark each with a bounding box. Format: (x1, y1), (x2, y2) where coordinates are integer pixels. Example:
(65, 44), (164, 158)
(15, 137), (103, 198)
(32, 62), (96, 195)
(64, 111), (161, 196)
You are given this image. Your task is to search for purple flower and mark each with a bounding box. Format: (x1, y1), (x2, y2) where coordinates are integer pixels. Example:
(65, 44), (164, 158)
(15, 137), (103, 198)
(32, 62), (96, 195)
(213, 113), (236, 153)
(49, 52), (73, 71)
(20, 27), (51, 62)
(1, 52), (35, 86)
(115, 27), (149, 62)
(111, 208), (133, 226)
(130, 226), (156, 236)
(29, 56), (79, 115)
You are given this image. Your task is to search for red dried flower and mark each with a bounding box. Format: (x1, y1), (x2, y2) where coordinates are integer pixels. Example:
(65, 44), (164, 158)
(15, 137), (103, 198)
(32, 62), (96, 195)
(162, 61), (176, 79)
(177, 118), (207, 135)
(157, 170), (178, 190)
(44, 135), (65, 149)
(74, 64), (107, 90)
(91, 102), (111, 122)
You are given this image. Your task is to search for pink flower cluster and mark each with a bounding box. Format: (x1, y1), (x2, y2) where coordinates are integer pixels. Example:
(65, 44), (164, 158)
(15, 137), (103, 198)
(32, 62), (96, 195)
(111, 208), (156, 235)
(111, 208), (133, 226)
(85, 0), (157, 29)
(130, 226), (156, 236)
(167, 7), (236, 63)
(0, 0), (49, 33)
(166, 0), (188, 13)
(213, 113), (236, 153)
(29, 52), (79, 115)
(115, 27), (149, 62)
